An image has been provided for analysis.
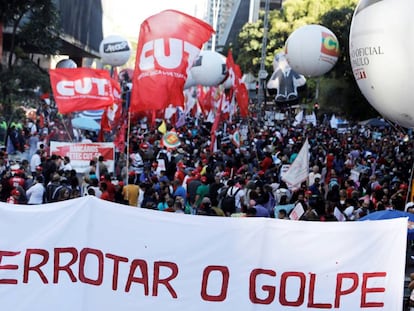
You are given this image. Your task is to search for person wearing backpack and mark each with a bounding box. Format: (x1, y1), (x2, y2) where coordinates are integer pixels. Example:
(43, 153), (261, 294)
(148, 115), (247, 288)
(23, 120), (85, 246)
(45, 173), (61, 203)
(221, 179), (243, 216)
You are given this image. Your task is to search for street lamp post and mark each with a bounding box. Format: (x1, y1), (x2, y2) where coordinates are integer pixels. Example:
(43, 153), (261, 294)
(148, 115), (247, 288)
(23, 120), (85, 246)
(257, 0), (270, 124)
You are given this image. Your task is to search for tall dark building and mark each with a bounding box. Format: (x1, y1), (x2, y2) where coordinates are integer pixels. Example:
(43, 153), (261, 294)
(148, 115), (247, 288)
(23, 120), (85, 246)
(1, 0), (103, 67)
(54, 0), (103, 60)
(206, 0), (283, 51)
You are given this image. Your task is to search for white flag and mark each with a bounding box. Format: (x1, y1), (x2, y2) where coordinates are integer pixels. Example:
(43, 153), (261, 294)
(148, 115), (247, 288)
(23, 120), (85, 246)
(289, 202), (305, 220)
(282, 138), (309, 188)
(330, 114), (338, 129)
(292, 109), (303, 126)
(305, 111), (317, 126)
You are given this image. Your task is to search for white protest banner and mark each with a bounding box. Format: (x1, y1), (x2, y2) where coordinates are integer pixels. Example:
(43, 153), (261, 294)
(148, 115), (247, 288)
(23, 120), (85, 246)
(0, 196), (407, 311)
(50, 141), (115, 173)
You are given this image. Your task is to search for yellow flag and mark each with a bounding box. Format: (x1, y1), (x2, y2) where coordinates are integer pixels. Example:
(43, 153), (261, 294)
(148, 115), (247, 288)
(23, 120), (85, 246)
(158, 120), (167, 134)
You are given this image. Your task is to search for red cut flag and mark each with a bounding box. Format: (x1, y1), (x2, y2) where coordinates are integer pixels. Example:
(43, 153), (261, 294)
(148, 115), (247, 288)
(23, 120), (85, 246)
(130, 10), (214, 113)
(49, 68), (115, 114)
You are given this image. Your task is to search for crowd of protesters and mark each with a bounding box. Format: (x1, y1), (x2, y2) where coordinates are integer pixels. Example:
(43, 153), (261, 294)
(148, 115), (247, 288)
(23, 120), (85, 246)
(0, 106), (413, 222)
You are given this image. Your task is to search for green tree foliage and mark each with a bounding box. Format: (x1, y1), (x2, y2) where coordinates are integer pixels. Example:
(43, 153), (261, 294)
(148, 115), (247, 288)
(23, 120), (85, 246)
(0, 0), (61, 122)
(235, 0), (376, 120)
(319, 5), (375, 119)
(17, 1), (61, 57)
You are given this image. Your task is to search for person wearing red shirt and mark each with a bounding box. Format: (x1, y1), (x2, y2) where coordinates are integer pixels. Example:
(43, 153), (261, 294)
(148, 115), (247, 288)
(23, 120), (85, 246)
(99, 182), (111, 201)
(174, 162), (186, 184)
(7, 189), (21, 204)
(344, 178), (356, 199)
(260, 152), (273, 173)
(101, 174), (115, 201)
(9, 170), (25, 189)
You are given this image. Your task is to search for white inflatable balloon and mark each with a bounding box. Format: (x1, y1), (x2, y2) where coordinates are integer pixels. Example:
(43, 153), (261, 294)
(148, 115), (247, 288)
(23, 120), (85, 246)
(184, 71), (197, 89)
(267, 51), (306, 102)
(349, 0), (414, 128)
(56, 59), (77, 68)
(222, 75), (234, 89)
(285, 24), (339, 77)
(189, 50), (228, 87)
(99, 35), (131, 66)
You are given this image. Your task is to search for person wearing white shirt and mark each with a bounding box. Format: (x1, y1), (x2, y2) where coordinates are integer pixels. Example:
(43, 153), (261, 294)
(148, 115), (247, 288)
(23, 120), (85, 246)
(308, 165), (321, 186)
(26, 175), (45, 204)
(62, 156), (73, 172)
(30, 150), (42, 177)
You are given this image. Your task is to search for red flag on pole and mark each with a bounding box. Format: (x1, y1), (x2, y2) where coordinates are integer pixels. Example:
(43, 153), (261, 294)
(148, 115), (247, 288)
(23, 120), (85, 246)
(236, 83), (249, 117)
(210, 95), (224, 153)
(226, 50), (249, 118)
(99, 77), (123, 142)
(114, 121), (127, 152)
(130, 10), (214, 113)
(49, 68), (115, 114)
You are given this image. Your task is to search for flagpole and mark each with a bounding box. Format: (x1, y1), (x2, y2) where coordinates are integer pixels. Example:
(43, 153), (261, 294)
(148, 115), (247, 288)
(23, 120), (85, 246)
(257, 0), (270, 123)
(407, 157), (414, 206)
(62, 115), (73, 142)
(125, 111), (131, 185)
(246, 116), (260, 165)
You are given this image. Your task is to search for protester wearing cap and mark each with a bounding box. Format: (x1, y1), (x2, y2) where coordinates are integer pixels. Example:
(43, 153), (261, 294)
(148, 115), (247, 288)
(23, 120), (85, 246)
(174, 161), (186, 184)
(7, 188), (21, 204)
(8, 169), (25, 189)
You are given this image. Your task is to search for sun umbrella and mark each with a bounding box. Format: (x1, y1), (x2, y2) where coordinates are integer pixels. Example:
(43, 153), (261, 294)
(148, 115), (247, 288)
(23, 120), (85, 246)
(76, 110), (104, 120)
(359, 209), (414, 240)
(359, 210), (414, 221)
(71, 117), (101, 132)
(359, 118), (390, 127)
